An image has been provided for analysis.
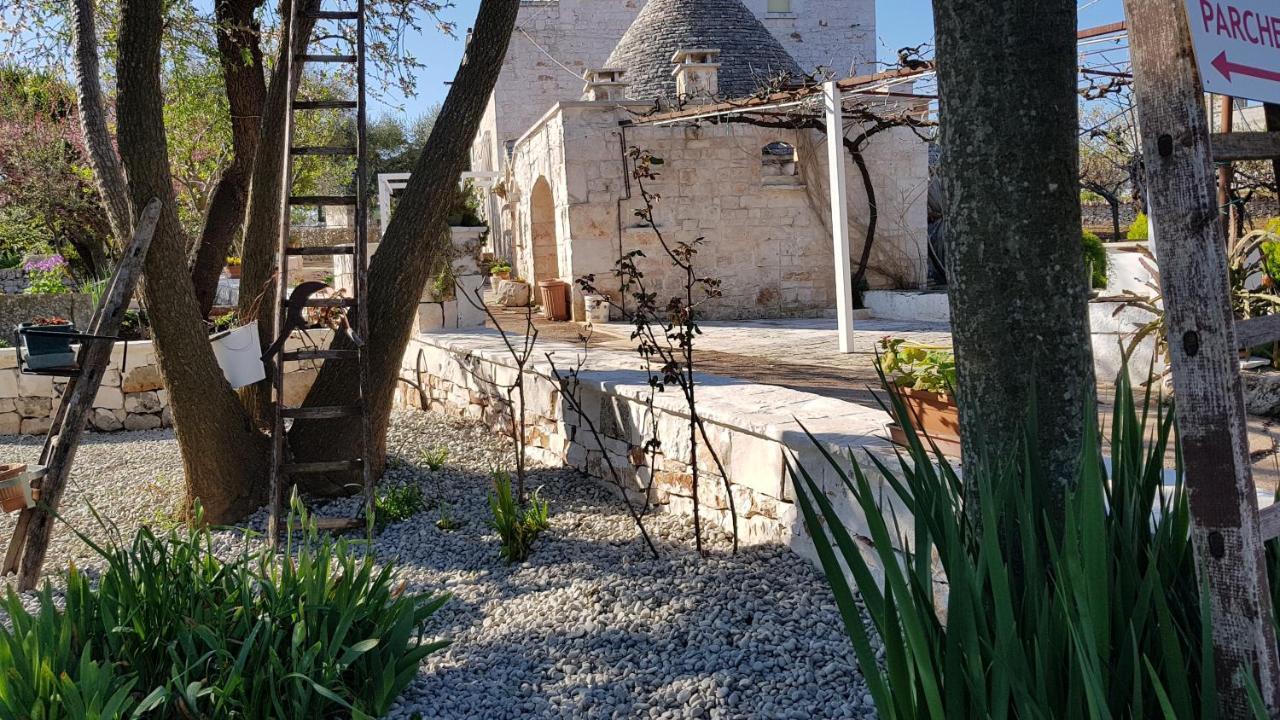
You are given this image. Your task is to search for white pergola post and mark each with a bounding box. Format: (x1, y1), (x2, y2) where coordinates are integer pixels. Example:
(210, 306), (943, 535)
(824, 80), (855, 354)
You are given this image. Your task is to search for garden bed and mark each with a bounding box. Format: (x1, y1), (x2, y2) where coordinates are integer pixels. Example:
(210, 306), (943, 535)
(0, 409), (876, 719)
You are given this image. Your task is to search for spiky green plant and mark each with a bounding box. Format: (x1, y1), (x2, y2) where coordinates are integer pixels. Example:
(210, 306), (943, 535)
(420, 446), (448, 471)
(784, 368), (1256, 718)
(376, 482), (428, 528)
(0, 503), (448, 719)
(488, 471), (549, 562)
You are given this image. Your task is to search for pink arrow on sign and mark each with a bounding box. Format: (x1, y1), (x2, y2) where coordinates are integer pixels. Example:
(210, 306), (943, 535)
(1212, 51), (1280, 84)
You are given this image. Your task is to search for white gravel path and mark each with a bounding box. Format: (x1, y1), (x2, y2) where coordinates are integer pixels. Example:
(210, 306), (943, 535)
(0, 410), (877, 719)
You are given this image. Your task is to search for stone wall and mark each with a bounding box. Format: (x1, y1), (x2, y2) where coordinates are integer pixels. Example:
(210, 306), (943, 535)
(0, 269), (29, 295)
(0, 294), (95, 343)
(395, 329), (905, 560)
(0, 331), (325, 435)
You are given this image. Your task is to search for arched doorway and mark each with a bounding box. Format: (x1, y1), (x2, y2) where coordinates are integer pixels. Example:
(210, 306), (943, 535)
(529, 178), (559, 283)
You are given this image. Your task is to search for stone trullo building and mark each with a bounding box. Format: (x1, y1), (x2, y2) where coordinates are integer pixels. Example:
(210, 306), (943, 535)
(471, 0), (929, 321)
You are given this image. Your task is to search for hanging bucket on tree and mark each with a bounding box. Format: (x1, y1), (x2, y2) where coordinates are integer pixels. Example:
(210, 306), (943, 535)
(210, 320), (267, 389)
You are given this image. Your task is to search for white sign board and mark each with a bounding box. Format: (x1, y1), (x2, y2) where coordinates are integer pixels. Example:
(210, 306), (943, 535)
(1187, 0), (1280, 104)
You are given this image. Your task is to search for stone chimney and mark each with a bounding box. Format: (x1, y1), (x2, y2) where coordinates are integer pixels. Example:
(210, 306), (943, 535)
(670, 48), (721, 100)
(581, 68), (629, 101)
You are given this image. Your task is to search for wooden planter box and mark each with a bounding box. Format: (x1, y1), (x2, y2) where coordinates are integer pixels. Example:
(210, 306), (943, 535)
(888, 386), (961, 456)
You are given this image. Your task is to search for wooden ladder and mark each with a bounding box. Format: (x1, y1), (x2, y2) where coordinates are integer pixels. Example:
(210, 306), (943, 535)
(269, 0), (373, 539)
(1123, 0), (1280, 710)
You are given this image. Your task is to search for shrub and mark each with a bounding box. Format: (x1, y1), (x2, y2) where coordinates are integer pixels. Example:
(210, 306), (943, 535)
(22, 255), (70, 295)
(488, 471), (549, 563)
(786, 368), (1228, 718)
(1127, 211), (1150, 241)
(419, 446), (448, 471)
(376, 483), (428, 527)
(1082, 229), (1108, 289)
(0, 505), (448, 718)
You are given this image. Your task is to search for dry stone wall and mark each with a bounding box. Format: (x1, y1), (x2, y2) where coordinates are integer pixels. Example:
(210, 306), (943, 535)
(0, 331), (325, 435)
(395, 329), (907, 562)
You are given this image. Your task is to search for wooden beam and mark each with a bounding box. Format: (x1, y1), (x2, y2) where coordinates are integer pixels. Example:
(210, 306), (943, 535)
(1077, 21), (1127, 40)
(4, 199), (159, 589)
(1236, 315), (1280, 349)
(1123, 0), (1280, 712)
(1262, 504), (1280, 542)
(1211, 131), (1280, 162)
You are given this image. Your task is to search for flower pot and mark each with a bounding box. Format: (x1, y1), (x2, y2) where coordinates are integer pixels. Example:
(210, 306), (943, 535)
(18, 321), (77, 370)
(226, 265), (242, 279)
(539, 279), (570, 321)
(889, 386), (960, 445)
(0, 463), (36, 513)
(493, 270), (511, 281)
(210, 320), (266, 389)
(584, 294), (610, 323)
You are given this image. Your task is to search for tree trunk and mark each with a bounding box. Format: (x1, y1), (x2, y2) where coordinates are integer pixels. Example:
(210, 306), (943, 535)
(933, 0), (1093, 515)
(1266, 104), (1280, 198)
(236, 0), (318, 428)
(191, 0), (268, 318)
(286, 0), (520, 495)
(72, 0), (133, 248)
(118, 0), (270, 523)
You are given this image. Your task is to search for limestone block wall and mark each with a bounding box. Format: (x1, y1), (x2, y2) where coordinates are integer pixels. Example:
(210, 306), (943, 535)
(395, 330), (906, 563)
(0, 331), (326, 435)
(507, 103), (930, 320)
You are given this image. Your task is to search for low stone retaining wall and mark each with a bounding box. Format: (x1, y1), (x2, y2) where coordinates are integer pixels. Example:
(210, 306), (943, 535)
(0, 269), (29, 295)
(395, 330), (907, 561)
(0, 330), (325, 435)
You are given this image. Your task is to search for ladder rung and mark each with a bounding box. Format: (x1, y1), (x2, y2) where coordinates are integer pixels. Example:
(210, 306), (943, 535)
(283, 460), (362, 475)
(281, 405), (361, 420)
(287, 245), (355, 256)
(290, 146), (357, 156)
(305, 10), (360, 19)
(289, 195), (357, 206)
(294, 99), (358, 110)
(282, 349), (359, 361)
(296, 54), (357, 63)
(288, 297), (357, 308)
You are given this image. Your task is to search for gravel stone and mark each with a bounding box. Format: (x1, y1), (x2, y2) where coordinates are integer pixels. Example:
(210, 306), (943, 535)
(0, 409), (878, 719)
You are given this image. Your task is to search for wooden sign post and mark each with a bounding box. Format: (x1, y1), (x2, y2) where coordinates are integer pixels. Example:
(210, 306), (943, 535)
(1123, 0), (1280, 713)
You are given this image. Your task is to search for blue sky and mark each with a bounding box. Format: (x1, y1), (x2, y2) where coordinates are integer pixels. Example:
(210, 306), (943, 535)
(375, 0), (1128, 118)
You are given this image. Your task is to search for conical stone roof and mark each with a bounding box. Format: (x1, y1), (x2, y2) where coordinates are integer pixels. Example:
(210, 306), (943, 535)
(605, 0), (802, 102)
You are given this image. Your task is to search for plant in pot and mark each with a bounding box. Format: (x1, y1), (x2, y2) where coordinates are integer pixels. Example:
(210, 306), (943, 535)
(877, 337), (960, 453)
(490, 260), (512, 282)
(225, 255), (242, 279)
(447, 180), (486, 227)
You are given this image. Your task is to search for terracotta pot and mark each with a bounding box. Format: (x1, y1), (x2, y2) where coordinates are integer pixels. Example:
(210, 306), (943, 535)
(226, 265), (242, 279)
(493, 270), (511, 281)
(890, 386), (960, 444)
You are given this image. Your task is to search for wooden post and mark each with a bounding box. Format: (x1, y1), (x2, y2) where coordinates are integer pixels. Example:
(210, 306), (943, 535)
(824, 80), (855, 354)
(1122, 0), (1280, 713)
(1216, 94), (1234, 242)
(3, 199), (159, 589)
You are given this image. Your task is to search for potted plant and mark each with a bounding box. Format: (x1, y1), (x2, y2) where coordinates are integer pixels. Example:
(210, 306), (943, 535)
(18, 315), (77, 371)
(491, 260), (512, 281)
(225, 256), (243, 279)
(877, 337), (960, 453)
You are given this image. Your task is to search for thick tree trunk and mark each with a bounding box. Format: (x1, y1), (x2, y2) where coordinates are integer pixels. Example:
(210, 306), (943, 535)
(237, 0), (318, 428)
(287, 0), (520, 495)
(933, 0), (1093, 514)
(191, 0), (268, 317)
(72, 0), (132, 248)
(118, 0), (270, 523)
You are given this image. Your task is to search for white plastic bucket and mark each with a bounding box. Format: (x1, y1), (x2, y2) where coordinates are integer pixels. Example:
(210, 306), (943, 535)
(584, 294), (610, 323)
(210, 320), (267, 389)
